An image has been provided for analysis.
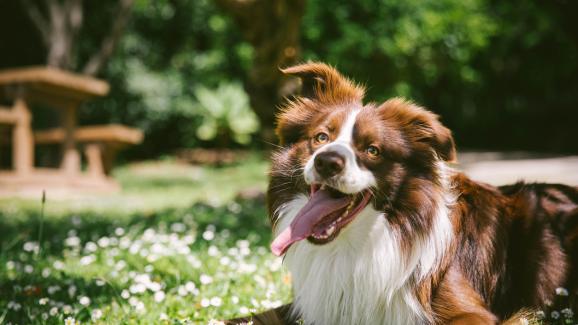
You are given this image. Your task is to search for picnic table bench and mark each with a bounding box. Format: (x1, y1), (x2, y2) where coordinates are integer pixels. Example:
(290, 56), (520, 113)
(34, 124), (143, 177)
(0, 66), (143, 195)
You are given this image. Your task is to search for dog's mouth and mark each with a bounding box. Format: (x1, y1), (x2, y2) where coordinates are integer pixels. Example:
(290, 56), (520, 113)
(270, 184), (372, 256)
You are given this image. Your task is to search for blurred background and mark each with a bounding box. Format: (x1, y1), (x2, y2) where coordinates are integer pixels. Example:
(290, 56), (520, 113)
(0, 0), (577, 323)
(2, 0), (578, 157)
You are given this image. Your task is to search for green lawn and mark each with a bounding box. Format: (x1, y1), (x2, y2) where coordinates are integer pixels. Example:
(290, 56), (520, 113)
(0, 155), (292, 324)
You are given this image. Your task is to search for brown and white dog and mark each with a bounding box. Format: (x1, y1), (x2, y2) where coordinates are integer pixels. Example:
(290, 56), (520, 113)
(231, 62), (578, 325)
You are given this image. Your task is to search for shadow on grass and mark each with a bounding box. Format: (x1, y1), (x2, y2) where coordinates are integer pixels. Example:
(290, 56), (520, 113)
(0, 197), (274, 323)
(0, 197), (272, 256)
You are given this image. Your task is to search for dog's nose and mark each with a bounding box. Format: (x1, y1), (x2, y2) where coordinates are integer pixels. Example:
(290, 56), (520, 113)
(314, 151), (345, 178)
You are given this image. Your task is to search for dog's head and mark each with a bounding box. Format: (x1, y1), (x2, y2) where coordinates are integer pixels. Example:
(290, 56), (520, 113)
(269, 62), (456, 256)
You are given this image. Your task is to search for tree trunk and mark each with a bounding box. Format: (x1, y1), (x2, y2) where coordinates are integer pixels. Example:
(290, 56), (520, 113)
(215, 0), (307, 144)
(22, 0), (133, 76)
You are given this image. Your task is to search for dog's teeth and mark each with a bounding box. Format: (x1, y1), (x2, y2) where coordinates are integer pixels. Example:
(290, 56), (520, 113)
(326, 225), (336, 236)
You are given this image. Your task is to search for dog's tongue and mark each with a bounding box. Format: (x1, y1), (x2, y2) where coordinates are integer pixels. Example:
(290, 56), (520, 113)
(271, 189), (351, 256)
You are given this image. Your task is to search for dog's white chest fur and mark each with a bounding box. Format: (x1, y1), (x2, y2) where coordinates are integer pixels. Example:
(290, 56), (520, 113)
(275, 194), (453, 325)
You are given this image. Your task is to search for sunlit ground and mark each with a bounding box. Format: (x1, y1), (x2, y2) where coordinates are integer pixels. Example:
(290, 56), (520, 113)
(1, 152), (577, 324)
(0, 154), (291, 324)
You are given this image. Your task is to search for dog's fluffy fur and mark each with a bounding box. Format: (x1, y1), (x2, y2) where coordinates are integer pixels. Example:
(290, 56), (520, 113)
(230, 62), (578, 325)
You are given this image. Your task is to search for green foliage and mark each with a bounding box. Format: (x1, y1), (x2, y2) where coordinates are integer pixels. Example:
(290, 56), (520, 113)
(193, 83), (259, 146)
(302, 0), (496, 93)
(300, 0), (578, 152)
(79, 0), (253, 157)
(75, 0), (578, 156)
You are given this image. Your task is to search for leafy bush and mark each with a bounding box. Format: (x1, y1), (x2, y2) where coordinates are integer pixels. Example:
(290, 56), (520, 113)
(193, 83), (259, 146)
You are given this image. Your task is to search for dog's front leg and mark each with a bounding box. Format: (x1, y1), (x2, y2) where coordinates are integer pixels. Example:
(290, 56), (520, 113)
(432, 267), (497, 325)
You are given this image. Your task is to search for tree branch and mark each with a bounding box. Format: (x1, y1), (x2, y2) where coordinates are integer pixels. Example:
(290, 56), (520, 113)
(21, 0), (50, 44)
(66, 0), (83, 37)
(82, 0), (134, 76)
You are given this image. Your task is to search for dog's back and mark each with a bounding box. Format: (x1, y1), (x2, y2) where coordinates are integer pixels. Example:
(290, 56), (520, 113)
(494, 183), (578, 317)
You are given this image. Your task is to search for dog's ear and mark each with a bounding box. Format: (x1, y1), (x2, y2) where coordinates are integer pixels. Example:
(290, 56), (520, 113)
(379, 98), (457, 162)
(281, 62), (365, 104)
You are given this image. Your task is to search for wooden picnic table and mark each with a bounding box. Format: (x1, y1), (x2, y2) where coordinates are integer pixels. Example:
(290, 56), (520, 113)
(0, 66), (142, 196)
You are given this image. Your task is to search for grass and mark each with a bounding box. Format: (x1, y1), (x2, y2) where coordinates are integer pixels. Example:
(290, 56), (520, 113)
(0, 155), (292, 324)
(1, 155), (574, 324)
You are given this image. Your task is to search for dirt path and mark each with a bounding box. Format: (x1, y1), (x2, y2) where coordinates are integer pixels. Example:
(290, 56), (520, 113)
(457, 152), (578, 186)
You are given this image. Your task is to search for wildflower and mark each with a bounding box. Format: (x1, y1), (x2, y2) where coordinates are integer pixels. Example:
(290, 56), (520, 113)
(129, 297), (139, 306)
(42, 268), (51, 278)
(23, 241), (39, 253)
(148, 281), (162, 292)
(95, 279), (106, 286)
(178, 285), (188, 296)
(220, 256), (231, 266)
(231, 296), (239, 304)
(187, 255), (202, 268)
(6, 260), (15, 270)
(64, 317), (78, 325)
(200, 274), (213, 285)
(555, 287), (569, 296)
(171, 222), (186, 232)
(160, 312), (169, 320)
(47, 285), (61, 295)
(130, 283), (147, 294)
(53, 260), (65, 270)
(237, 240), (250, 248)
(7, 301), (21, 311)
(561, 307), (574, 318)
(115, 227), (125, 236)
(269, 258), (283, 272)
(115, 260), (127, 270)
(240, 246), (251, 256)
(79, 296), (91, 306)
(119, 237), (131, 248)
(24, 264), (34, 273)
(185, 281), (196, 292)
(201, 298), (210, 307)
(154, 291), (166, 302)
(62, 305), (73, 314)
(49, 306), (58, 316)
(202, 230), (215, 241)
(85, 241), (98, 252)
(97, 236), (110, 247)
(239, 306), (249, 314)
(239, 262), (257, 274)
(80, 255), (96, 266)
(65, 236), (81, 247)
(121, 289), (130, 299)
(91, 309), (103, 321)
(210, 297), (222, 307)
(551, 311), (560, 319)
(135, 301), (146, 313)
(208, 245), (220, 257)
(68, 285), (77, 298)
(39, 297), (49, 305)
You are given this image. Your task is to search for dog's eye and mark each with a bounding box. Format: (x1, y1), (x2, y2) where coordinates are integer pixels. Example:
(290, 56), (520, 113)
(314, 132), (329, 144)
(366, 145), (380, 157)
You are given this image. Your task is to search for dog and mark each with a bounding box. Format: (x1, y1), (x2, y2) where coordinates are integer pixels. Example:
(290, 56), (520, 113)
(228, 62), (578, 325)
